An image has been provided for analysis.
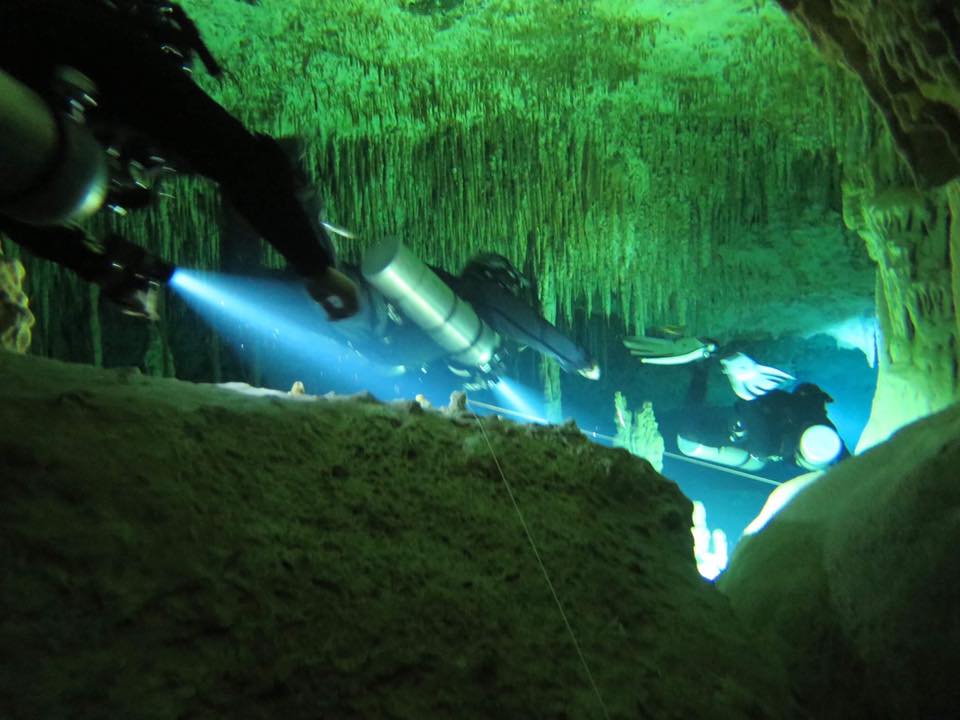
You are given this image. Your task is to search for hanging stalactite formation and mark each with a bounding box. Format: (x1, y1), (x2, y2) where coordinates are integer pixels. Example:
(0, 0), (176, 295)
(7, 0), (880, 381)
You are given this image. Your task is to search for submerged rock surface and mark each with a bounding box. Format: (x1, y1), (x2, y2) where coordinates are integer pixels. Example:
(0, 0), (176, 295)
(0, 351), (789, 719)
(721, 403), (960, 720)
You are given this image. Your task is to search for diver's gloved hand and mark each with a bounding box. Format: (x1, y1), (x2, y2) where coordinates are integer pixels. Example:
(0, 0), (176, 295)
(81, 233), (174, 321)
(101, 277), (162, 321)
(720, 352), (795, 401)
(577, 360), (601, 380)
(306, 267), (360, 321)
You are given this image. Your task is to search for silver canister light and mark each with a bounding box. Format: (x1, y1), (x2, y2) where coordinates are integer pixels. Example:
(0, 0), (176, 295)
(0, 70), (108, 225)
(361, 236), (500, 370)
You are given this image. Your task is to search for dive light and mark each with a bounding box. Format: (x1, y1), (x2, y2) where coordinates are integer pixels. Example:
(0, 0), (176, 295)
(0, 70), (108, 225)
(361, 236), (502, 372)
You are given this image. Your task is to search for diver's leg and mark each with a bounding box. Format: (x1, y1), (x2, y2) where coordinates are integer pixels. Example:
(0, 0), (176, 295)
(686, 361), (710, 406)
(1, 0), (332, 277)
(0, 220), (108, 277)
(677, 405), (737, 448)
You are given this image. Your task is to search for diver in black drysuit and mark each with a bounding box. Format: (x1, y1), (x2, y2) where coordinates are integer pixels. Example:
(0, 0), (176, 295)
(677, 357), (849, 472)
(321, 252), (598, 386)
(447, 255), (596, 376)
(732, 384), (845, 462)
(0, 0), (357, 320)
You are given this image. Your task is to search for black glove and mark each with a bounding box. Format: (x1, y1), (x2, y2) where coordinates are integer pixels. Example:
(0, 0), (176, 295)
(305, 266), (360, 321)
(79, 234), (174, 320)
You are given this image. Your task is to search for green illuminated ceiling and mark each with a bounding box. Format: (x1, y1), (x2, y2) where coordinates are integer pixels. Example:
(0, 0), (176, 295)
(167, 0), (875, 337)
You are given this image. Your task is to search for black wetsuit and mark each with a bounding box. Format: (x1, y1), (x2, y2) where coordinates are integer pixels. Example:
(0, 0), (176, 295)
(680, 380), (848, 467)
(448, 271), (592, 374)
(0, 0), (332, 277)
(733, 388), (843, 461)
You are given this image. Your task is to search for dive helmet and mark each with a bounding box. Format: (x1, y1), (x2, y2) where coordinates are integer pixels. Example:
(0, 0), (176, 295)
(793, 382), (834, 404)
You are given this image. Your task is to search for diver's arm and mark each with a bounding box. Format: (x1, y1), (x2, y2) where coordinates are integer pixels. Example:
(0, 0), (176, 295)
(0, 218), (102, 274)
(136, 67), (361, 318)
(0, 0), (358, 318)
(198, 133), (335, 276)
(0, 217), (173, 319)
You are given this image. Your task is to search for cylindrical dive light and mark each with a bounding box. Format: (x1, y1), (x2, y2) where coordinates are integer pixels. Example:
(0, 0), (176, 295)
(361, 236), (501, 370)
(0, 70), (108, 225)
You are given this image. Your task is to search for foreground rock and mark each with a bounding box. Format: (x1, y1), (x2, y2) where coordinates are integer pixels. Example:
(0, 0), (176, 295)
(721, 403), (960, 720)
(0, 352), (790, 719)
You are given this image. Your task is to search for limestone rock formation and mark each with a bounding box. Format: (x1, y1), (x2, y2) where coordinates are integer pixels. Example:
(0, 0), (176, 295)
(720, 402), (960, 720)
(775, 0), (960, 443)
(845, 181), (959, 449)
(778, 0), (960, 188)
(0, 351), (793, 720)
(612, 391), (665, 472)
(0, 247), (34, 353)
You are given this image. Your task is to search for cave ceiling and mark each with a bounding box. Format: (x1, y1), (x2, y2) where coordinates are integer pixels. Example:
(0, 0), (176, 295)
(172, 0), (877, 340)
(15, 0), (889, 353)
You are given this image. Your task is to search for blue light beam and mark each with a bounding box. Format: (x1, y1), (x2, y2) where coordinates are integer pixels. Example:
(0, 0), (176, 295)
(170, 269), (483, 403)
(491, 377), (548, 423)
(169, 268), (401, 397)
(170, 268), (354, 367)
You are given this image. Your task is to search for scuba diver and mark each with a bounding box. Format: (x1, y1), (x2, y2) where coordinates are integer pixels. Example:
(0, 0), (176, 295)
(0, 0), (358, 322)
(216, 144), (600, 392)
(626, 332), (847, 472)
(678, 353), (848, 472)
(332, 237), (600, 390)
(450, 254), (600, 379)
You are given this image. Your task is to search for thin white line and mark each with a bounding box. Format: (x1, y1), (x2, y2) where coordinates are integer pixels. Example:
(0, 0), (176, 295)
(473, 413), (611, 720)
(466, 400), (782, 487)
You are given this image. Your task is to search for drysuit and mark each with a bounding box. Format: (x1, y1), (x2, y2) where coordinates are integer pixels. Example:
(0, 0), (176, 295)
(0, 0), (338, 315)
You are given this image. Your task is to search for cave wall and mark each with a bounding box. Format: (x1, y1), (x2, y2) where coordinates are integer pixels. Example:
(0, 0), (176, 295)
(777, 0), (960, 447)
(720, 401), (960, 720)
(778, 0), (960, 188)
(845, 179), (958, 449)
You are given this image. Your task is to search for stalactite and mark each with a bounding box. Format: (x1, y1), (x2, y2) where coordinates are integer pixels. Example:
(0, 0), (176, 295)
(144, 323), (176, 378)
(88, 285), (102, 368)
(172, 0), (864, 337)
(541, 357), (563, 424)
(9, 0), (880, 383)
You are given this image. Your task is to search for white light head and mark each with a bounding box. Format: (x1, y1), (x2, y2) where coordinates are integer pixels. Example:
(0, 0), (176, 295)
(796, 424), (843, 470)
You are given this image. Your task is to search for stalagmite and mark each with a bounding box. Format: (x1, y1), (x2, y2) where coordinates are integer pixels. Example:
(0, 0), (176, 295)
(0, 246), (34, 354)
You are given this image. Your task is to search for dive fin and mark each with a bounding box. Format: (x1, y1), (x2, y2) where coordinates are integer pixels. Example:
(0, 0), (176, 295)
(624, 336), (716, 364)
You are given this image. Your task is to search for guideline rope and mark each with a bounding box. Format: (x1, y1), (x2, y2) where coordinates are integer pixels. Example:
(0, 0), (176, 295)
(472, 412), (612, 720)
